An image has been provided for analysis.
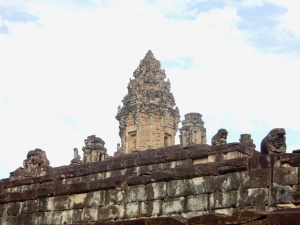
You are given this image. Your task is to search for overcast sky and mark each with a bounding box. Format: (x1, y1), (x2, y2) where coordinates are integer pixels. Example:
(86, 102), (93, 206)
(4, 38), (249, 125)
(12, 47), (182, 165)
(0, 0), (300, 179)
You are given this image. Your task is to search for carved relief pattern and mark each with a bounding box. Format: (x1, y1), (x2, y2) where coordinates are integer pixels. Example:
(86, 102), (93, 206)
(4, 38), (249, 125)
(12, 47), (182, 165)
(116, 50), (180, 153)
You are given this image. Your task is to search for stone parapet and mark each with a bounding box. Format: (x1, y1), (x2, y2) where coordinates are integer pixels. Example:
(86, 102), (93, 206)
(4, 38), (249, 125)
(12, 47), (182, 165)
(1, 144), (300, 224)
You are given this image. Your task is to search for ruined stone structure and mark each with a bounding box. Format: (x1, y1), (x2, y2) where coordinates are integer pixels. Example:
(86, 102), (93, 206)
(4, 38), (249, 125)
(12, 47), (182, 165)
(115, 51), (180, 154)
(179, 113), (206, 147)
(82, 135), (107, 163)
(0, 51), (300, 225)
(240, 134), (256, 150)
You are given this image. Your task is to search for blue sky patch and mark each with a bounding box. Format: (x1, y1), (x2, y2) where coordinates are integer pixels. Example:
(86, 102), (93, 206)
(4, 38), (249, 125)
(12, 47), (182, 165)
(161, 57), (198, 70)
(0, 5), (39, 23)
(60, 116), (84, 131)
(236, 2), (300, 53)
(0, 24), (8, 34)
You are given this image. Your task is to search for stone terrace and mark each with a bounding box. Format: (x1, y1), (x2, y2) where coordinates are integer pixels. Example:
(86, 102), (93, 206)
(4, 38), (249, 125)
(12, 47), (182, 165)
(1, 143), (300, 224)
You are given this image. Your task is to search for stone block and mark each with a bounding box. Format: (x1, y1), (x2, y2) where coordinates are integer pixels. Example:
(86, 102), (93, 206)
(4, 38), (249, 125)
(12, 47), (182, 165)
(0, 204), (3, 217)
(146, 182), (167, 201)
(31, 211), (46, 225)
(127, 175), (151, 186)
(193, 158), (208, 164)
(54, 184), (71, 196)
(188, 145), (209, 159)
(226, 151), (247, 160)
(167, 179), (193, 197)
(138, 165), (152, 173)
(173, 165), (195, 179)
(53, 195), (71, 211)
(81, 207), (99, 222)
(152, 163), (165, 171)
(273, 167), (298, 186)
(181, 210), (207, 219)
(14, 213), (32, 225)
(98, 205), (119, 221)
(85, 190), (105, 207)
(250, 154), (278, 169)
(218, 157), (249, 174)
(106, 188), (125, 205)
(211, 207), (234, 215)
(20, 199), (38, 214)
(66, 208), (81, 224)
(69, 182), (89, 194)
(70, 193), (86, 209)
(190, 176), (215, 194)
(269, 186), (292, 206)
(185, 194), (208, 212)
(241, 168), (271, 189)
(6, 202), (21, 216)
(208, 154), (225, 162)
(238, 188), (268, 206)
(214, 172), (241, 191)
(140, 200), (161, 217)
(124, 185), (146, 203)
(37, 187), (54, 198)
(209, 190), (238, 209)
(8, 192), (23, 202)
(37, 197), (49, 212)
(166, 151), (190, 162)
(119, 202), (139, 219)
(165, 159), (193, 169)
(0, 193), (9, 204)
(280, 153), (300, 166)
(44, 211), (67, 225)
(291, 185), (300, 204)
(122, 166), (138, 175)
(194, 162), (218, 176)
(150, 170), (174, 182)
(162, 197), (185, 215)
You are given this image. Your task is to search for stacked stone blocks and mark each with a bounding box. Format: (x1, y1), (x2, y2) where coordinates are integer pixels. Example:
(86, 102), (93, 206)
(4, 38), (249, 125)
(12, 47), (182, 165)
(1, 143), (300, 224)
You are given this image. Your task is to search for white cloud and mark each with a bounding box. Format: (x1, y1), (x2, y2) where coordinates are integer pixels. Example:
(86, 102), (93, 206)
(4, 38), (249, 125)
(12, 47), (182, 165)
(0, 0), (300, 179)
(265, 0), (300, 38)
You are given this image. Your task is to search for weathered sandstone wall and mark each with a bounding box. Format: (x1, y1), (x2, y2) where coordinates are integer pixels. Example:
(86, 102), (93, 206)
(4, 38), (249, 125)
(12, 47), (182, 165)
(1, 144), (300, 224)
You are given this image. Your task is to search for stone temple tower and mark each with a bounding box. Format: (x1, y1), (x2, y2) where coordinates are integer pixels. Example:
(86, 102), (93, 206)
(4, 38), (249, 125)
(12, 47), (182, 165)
(179, 113), (207, 147)
(116, 50), (180, 154)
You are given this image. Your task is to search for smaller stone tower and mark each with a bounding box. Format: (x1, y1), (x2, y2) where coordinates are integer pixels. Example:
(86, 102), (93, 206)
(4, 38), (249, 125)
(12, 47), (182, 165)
(179, 113), (206, 147)
(82, 135), (107, 163)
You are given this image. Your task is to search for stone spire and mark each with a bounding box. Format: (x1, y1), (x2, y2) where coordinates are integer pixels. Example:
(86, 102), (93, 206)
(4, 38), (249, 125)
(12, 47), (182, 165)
(116, 50), (180, 154)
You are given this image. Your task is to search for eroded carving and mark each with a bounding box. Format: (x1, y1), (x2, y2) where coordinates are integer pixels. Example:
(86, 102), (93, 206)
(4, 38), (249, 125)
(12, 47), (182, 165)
(239, 134), (256, 149)
(261, 128), (286, 154)
(116, 50), (180, 153)
(211, 129), (228, 146)
(179, 112), (207, 147)
(9, 148), (50, 180)
(82, 135), (107, 163)
(70, 148), (82, 165)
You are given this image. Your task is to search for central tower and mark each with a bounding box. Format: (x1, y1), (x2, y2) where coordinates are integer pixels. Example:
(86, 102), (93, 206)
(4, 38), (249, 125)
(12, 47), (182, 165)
(116, 50), (180, 154)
